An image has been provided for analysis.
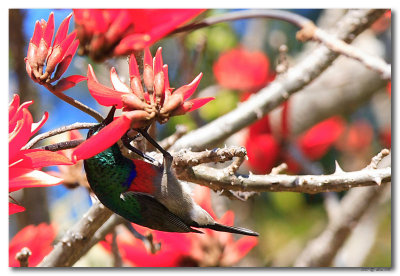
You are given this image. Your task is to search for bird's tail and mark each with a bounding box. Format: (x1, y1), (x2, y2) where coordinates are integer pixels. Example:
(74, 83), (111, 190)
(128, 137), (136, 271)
(201, 223), (259, 236)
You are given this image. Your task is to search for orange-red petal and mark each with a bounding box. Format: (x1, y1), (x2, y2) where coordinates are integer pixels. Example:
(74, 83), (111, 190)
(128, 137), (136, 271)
(9, 108), (33, 163)
(9, 202), (26, 215)
(9, 168), (64, 192)
(11, 149), (73, 169)
(43, 12), (55, 47)
(298, 116), (345, 160)
(110, 67), (131, 92)
(31, 111), (48, 136)
(246, 133), (280, 174)
(71, 115), (131, 162)
(129, 53), (140, 79)
(173, 73), (203, 101)
(53, 12), (73, 47)
(87, 64), (127, 108)
(52, 75), (87, 93)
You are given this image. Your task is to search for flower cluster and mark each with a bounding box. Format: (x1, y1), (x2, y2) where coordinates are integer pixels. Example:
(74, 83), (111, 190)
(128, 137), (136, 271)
(9, 94), (72, 214)
(72, 47), (214, 162)
(73, 9), (205, 61)
(25, 12), (86, 92)
(100, 186), (258, 267)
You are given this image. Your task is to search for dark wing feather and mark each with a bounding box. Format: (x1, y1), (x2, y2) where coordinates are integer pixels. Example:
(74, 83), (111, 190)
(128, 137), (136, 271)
(120, 191), (203, 234)
(198, 223), (259, 236)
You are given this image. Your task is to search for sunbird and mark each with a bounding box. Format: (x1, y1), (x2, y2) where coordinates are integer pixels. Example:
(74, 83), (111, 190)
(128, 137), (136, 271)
(84, 108), (259, 236)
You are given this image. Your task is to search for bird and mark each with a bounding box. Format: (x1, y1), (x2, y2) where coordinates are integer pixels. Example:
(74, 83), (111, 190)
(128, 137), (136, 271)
(83, 108), (259, 236)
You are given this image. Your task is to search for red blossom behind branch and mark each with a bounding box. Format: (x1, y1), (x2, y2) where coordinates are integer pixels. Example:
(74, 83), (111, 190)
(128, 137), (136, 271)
(9, 223), (57, 267)
(213, 46), (274, 92)
(245, 107), (346, 174)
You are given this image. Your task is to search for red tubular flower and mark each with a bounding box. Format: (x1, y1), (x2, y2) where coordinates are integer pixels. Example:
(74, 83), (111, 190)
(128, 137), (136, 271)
(73, 9), (205, 61)
(72, 47), (214, 162)
(213, 46), (274, 92)
(245, 105), (346, 174)
(297, 116), (345, 160)
(25, 12), (85, 92)
(9, 223), (57, 267)
(371, 10), (391, 33)
(246, 133), (280, 174)
(100, 186), (257, 267)
(335, 120), (374, 153)
(9, 94), (73, 214)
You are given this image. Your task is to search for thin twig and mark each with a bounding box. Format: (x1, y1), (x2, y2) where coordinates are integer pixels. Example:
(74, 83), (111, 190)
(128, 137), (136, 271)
(16, 247), (31, 267)
(297, 22), (392, 80)
(297, 19), (391, 80)
(38, 139), (84, 151)
(44, 83), (104, 122)
(111, 230), (122, 267)
(23, 122), (97, 150)
(123, 221), (161, 254)
(270, 163), (288, 175)
(367, 148), (390, 169)
(172, 9), (312, 34)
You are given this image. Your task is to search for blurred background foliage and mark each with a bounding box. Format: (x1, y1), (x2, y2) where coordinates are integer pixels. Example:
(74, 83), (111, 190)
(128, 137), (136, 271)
(9, 8), (391, 267)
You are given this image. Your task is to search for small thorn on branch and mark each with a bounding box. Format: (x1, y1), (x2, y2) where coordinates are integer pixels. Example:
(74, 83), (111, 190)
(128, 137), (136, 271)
(16, 247), (32, 267)
(333, 161), (345, 174)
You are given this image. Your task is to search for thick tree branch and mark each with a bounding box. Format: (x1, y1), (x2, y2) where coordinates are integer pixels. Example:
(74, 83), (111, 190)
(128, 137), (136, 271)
(171, 9), (386, 152)
(175, 149), (391, 194)
(38, 201), (113, 267)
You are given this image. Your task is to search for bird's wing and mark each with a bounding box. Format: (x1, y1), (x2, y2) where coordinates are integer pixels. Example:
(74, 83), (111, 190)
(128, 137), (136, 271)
(120, 191), (203, 234)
